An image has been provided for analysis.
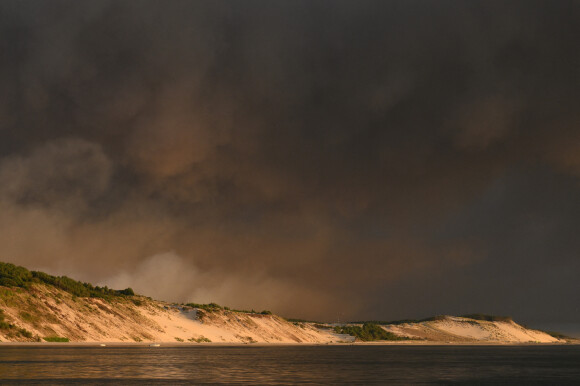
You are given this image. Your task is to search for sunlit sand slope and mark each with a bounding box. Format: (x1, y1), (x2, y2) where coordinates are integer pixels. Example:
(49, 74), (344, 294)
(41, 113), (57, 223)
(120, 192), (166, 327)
(0, 284), (337, 343)
(382, 316), (562, 343)
(0, 284), (570, 344)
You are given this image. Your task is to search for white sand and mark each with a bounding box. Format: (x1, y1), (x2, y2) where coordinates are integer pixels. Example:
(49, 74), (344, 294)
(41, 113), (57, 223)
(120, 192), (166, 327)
(0, 285), (570, 344)
(383, 316), (561, 343)
(0, 284), (338, 343)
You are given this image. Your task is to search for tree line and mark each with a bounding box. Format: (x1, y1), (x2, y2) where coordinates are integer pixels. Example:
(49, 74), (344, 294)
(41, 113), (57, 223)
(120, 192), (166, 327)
(0, 262), (135, 299)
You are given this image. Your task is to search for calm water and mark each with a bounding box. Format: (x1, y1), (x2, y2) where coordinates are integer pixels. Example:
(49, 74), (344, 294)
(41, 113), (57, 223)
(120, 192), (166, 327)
(0, 345), (579, 384)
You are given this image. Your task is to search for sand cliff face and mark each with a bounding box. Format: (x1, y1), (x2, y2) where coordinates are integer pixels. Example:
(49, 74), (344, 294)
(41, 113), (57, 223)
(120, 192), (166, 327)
(0, 283), (337, 343)
(0, 283), (570, 344)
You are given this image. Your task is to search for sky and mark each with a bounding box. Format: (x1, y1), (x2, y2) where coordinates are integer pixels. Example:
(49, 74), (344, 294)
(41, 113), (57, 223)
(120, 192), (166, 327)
(0, 0), (578, 326)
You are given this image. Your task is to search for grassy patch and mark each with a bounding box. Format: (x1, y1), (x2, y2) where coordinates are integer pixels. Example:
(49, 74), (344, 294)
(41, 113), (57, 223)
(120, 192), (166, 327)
(286, 318), (321, 323)
(0, 309), (14, 330)
(188, 336), (211, 343)
(334, 323), (411, 341)
(43, 336), (69, 342)
(0, 310), (37, 340)
(18, 328), (33, 338)
(19, 311), (38, 323)
(184, 302), (272, 315)
(242, 336), (257, 344)
(185, 302), (223, 311)
(0, 288), (16, 306)
(174, 337), (184, 342)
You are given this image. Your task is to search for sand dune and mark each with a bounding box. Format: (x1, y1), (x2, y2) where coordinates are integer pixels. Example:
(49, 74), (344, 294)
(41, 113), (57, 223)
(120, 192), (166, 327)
(382, 316), (561, 343)
(0, 283), (571, 344)
(0, 283), (337, 343)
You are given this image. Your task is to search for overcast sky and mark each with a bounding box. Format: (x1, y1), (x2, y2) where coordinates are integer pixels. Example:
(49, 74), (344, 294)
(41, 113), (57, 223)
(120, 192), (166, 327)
(0, 0), (578, 324)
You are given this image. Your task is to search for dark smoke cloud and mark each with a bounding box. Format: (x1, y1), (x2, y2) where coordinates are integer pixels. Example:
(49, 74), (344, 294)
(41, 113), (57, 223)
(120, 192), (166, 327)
(0, 0), (578, 324)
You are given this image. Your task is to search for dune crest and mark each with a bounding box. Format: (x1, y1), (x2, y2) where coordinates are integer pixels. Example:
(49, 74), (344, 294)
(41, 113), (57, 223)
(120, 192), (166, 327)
(382, 316), (562, 343)
(0, 262), (574, 344)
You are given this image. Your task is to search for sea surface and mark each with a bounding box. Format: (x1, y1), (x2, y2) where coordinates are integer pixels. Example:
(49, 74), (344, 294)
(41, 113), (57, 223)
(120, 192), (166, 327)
(0, 345), (579, 384)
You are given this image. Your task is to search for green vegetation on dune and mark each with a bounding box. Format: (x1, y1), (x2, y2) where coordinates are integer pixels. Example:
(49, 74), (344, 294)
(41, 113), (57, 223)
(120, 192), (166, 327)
(0, 263), (33, 288)
(350, 319), (423, 325)
(350, 316), (446, 325)
(43, 336), (69, 342)
(184, 302), (272, 315)
(188, 336), (211, 343)
(0, 262), (135, 300)
(0, 309), (36, 340)
(4, 262), (566, 344)
(334, 323), (411, 341)
(286, 318), (321, 323)
(185, 302), (223, 311)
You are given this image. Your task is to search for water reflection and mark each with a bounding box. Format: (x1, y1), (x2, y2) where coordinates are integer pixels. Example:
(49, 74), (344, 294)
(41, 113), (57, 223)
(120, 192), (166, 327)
(0, 345), (578, 384)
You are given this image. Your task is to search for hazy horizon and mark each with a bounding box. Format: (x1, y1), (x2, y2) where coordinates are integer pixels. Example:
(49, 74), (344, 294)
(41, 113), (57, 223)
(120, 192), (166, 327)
(0, 0), (578, 326)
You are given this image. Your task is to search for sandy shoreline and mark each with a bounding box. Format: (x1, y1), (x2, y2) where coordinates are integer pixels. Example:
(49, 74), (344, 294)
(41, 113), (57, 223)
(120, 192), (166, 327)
(0, 341), (576, 347)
